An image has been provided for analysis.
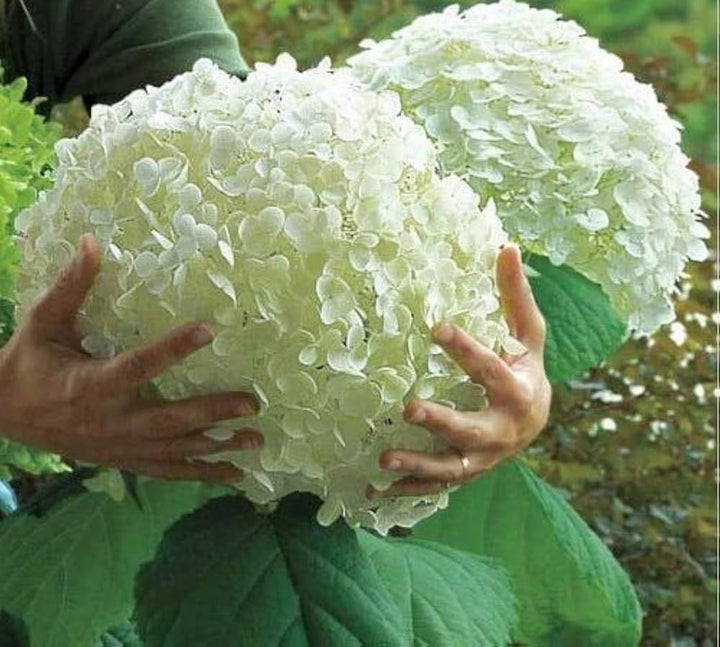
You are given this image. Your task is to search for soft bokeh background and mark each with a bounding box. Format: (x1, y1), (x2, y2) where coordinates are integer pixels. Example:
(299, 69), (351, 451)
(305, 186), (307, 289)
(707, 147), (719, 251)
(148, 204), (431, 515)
(218, 1), (717, 645)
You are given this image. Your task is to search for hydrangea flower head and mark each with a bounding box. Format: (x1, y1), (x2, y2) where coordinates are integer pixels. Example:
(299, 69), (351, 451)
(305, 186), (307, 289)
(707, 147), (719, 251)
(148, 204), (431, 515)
(14, 56), (518, 534)
(347, 0), (711, 335)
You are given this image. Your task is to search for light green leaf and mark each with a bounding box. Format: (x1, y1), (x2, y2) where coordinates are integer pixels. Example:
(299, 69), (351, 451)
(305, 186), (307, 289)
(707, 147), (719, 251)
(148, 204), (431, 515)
(0, 67), (62, 480)
(0, 480), (205, 647)
(135, 493), (518, 646)
(524, 253), (628, 383)
(413, 460), (643, 647)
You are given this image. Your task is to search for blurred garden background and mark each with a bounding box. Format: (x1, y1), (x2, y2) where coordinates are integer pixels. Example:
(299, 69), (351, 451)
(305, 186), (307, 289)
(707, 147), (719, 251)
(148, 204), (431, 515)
(8, 0), (714, 645)
(219, 1), (718, 645)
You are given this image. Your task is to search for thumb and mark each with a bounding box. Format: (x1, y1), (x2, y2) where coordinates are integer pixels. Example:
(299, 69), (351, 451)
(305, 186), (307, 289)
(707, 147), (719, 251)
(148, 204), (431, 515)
(29, 234), (101, 338)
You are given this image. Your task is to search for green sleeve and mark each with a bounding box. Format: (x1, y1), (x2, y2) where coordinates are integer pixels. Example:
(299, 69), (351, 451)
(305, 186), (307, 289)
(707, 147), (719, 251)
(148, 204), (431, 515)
(3, 0), (249, 111)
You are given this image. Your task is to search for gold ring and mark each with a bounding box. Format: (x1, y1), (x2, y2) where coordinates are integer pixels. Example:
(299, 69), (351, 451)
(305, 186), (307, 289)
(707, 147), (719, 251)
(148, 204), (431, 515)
(454, 448), (471, 481)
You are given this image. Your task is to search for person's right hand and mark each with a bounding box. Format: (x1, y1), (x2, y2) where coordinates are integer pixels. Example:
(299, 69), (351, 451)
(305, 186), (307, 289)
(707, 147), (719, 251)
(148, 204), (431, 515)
(0, 233), (263, 482)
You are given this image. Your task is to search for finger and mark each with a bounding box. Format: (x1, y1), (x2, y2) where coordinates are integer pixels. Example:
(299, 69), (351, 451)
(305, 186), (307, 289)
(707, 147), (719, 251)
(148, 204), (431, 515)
(495, 244), (547, 353)
(108, 427), (264, 462)
(378, 447), (481, 483)
(367, 477), (446, 499)
(119, 391), (260, 440)
(98, 321), (217, 390)
(121, 458), (244, 483)
(431, 322), (522, 403)
(404, 399), (507, 449)
(370, 454), (506, 499)
(29, 233), (101, 337)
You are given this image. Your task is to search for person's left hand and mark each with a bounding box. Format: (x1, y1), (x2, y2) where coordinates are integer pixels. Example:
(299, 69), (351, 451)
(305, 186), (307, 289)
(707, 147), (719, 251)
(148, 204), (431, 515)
(367, 243), (552, 500)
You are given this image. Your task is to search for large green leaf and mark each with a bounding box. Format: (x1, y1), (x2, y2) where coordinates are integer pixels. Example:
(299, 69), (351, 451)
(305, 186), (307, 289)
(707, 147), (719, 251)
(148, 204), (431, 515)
(0, 480), (205, 647)
(413, 459), (643, 647)
(135, 493), (404, 647)
(359, 532), (517, 646)
(524, 253), (628, 383)
(134, 493), (518, 647)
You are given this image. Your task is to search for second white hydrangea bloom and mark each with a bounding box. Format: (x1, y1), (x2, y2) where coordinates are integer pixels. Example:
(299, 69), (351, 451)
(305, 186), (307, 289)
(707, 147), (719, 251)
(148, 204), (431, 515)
(347, 0), (710, 336)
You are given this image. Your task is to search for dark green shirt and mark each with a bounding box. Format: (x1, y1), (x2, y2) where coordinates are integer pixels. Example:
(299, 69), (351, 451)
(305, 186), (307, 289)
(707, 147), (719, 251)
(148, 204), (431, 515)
(0, 0), (249, 112)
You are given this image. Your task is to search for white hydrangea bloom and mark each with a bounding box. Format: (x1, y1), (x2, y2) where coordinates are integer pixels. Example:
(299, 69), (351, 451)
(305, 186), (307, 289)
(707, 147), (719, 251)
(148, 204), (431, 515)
(347, 0), (711, 336)
(14, 56), (516, 534)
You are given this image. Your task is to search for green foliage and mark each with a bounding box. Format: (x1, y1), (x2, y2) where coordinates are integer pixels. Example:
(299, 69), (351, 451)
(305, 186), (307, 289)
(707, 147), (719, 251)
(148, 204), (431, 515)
(0, 438), (70, 482)
(0, 67), (60, 312)
(524, 253), (628, 384)
(413, 460), (642, 646)
(526, 249), (716, 645)
(536, 0), (686, 40)
(0, 479), (206, 647)
(0, 66), (66, 480)
(358, 532), (518, 646)
(134, 493), (518, 646)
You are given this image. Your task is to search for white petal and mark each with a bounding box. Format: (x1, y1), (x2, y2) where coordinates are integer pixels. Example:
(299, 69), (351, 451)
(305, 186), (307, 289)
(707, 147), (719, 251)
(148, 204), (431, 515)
(196, 224), (218, 251)
(218, 240), (235, 268)
(134, 251), (159, 277)
(207, 269), (237, 305)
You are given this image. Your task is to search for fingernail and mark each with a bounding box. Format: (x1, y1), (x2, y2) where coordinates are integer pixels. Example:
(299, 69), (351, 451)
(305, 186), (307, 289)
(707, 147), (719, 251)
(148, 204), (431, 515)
(386, 459), (402, 471)
(433, 322), (455, 344)
(236, 400), (259, 417)
(192, 325), (214, 346)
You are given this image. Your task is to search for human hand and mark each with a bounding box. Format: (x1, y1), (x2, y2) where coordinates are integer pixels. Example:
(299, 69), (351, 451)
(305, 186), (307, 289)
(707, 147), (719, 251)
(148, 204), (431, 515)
(0, 233), (263, 482)
(368, 243), (552, 499)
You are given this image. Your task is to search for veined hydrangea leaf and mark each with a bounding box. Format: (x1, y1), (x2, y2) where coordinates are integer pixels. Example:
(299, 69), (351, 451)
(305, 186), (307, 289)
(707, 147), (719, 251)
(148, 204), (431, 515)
(413, 460), (642, 647)
(134, 493), (518, 646)
(524, 252), (628, 383)
(0, 480), (206, 647)
(358, 532), (518, 646)
(135, 493), (405, 647)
